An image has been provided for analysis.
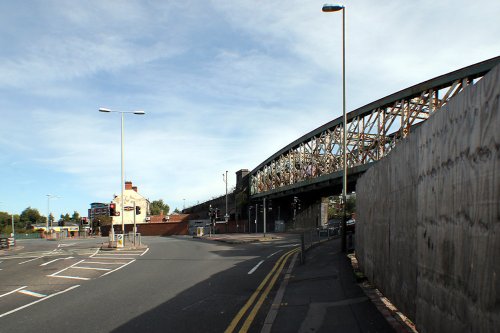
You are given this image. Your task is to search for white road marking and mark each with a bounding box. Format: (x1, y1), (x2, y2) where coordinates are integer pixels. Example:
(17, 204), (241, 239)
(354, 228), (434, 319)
(58, 243), (76, 248)
(48, 259), (85, 278)
(267, 250), (282, 258)
(18, 256), (45, 265)
(95, 253), (142, 256)
(0, 285), (80, 319)
(100, 259), (136, 277)
(40, 257), (74, 266)
(51, 275), (91, 281)
(140, 248), (150, 256)
(89, 248), (100, 258)
(90, 256), (136, 260)
(40, 259), (60, 266)
(83, 261), (129, 265)
(18, 290), (46, 298)
(248, 260), (265, 275)
(73, 266), (111, 271)
(0, 286), (28, 298)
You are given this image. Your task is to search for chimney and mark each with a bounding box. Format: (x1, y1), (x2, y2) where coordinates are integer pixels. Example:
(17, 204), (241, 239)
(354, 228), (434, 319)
(132, 186), (138, 192)
(125, 181), (133, 190)
(236, 169), (249, 190)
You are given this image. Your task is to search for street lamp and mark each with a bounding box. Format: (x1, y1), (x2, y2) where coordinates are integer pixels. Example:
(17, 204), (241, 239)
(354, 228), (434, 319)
(222, 171), (229, 222)
(322, 3), (348, 252)
(99, 108), (145, 243)
(46, 194), (59, 232)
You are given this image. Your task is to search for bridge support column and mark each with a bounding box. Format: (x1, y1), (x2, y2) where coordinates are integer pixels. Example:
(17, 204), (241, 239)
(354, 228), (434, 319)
(320, 197), (329, 227)
(293, 197), (330, 230)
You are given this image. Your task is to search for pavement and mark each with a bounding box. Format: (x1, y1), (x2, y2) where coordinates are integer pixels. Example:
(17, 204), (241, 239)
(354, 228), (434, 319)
(199, 232), (417, 333)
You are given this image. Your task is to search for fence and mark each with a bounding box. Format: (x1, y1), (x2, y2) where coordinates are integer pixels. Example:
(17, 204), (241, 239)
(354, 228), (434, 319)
(125, 232), (142, 247)
(299, 228), (354, 264)
(14, 233), (42, 240)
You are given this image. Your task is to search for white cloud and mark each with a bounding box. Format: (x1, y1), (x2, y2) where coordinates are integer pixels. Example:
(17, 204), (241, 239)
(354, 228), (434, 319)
(0, 0), (499, 217)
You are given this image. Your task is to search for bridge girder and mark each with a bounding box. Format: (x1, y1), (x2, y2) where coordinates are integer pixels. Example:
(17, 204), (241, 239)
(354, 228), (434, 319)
(250, 56), (500, 198)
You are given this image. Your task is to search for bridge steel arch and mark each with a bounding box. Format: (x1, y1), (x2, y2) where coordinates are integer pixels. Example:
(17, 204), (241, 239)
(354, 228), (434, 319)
(249, 56), (500, 201)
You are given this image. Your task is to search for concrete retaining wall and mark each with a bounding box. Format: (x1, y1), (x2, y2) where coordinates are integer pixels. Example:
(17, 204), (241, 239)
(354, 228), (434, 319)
(356, 64), (500, 333)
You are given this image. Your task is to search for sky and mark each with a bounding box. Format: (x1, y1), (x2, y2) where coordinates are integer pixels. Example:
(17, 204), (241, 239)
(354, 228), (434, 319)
(0, 0), (499, 220)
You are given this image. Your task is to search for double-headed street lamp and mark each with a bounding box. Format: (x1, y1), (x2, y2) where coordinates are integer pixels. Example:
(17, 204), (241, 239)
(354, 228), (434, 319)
(46, 194), (60, 231)
(322, 4), (348, 252)
(99, 108), (145, 241)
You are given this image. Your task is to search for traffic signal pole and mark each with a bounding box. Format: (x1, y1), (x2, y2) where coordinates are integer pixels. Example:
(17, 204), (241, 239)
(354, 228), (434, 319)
(263, 198), (266, 238)
(133, 201), (136, 246)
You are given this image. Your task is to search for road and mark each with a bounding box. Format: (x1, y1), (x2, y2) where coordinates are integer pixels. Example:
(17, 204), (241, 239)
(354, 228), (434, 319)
(0, 235), (300, 332)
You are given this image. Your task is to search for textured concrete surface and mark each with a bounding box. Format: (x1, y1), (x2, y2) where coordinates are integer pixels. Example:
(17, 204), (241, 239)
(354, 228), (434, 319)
(356, 64), (500, 333)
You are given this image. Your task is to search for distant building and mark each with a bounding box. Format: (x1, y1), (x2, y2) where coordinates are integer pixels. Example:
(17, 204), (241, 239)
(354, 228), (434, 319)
(89, 202), (110, 220)
(111, 181), (150, 225)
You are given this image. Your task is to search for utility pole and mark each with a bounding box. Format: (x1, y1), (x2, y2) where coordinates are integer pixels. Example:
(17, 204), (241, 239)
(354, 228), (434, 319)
(133, 201), (137, 246)
(263, 198), (266, 238)
(255, 203), (258, 234)
(223, 171), (229, 222)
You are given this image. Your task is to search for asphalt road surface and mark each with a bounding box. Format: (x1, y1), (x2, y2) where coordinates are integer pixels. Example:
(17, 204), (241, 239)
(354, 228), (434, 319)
(0, 235), (300, 332)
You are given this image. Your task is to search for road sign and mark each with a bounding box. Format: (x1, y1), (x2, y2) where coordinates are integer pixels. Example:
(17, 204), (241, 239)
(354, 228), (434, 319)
(116, 234), (124, 248)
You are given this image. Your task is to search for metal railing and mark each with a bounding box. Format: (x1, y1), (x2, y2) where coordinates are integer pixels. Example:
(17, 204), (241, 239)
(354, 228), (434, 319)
(126, 232), (142, 247)
(299, 227), (354, 264)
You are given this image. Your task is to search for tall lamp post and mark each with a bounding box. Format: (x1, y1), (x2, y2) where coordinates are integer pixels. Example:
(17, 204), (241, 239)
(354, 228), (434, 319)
(46, 194), (59, 232)
(223, 171), (229, 222)
(322, 3), (348, 252)
(99, 108), (145, 242)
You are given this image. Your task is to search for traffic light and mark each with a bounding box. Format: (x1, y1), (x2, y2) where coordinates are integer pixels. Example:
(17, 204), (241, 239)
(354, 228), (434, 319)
(136, 206), (141, 215)
(292, 196), (301, 210)
(109, 203), (116, 216)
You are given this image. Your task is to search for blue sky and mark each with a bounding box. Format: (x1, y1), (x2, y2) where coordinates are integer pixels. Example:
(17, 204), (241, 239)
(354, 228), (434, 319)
(0, 0), (499, 220)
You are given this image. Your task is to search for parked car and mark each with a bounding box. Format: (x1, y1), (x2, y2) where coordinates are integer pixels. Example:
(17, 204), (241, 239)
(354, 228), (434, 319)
(327, 219), (341, 236)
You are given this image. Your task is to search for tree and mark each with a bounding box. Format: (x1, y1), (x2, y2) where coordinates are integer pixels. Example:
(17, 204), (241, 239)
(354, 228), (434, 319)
(150, 199), (170, 216)
(93, 215), (112, 226)
(0, 212), (23, 233)
(0, 211), (10, 229)
(328, 194), (356, 220)
(71, 211), (80, 222)
(20, 207), (44, 228)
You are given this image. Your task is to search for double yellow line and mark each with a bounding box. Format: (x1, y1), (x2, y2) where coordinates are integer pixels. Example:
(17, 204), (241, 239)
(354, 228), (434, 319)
(225, 247), (300, 333)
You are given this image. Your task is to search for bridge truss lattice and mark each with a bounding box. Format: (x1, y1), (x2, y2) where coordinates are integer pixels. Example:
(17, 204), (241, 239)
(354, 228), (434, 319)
(250, 57), (500, 197)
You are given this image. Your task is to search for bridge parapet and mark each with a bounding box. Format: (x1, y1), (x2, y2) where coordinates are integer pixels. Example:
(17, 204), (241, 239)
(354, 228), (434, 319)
(250, 56), (500, 198)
